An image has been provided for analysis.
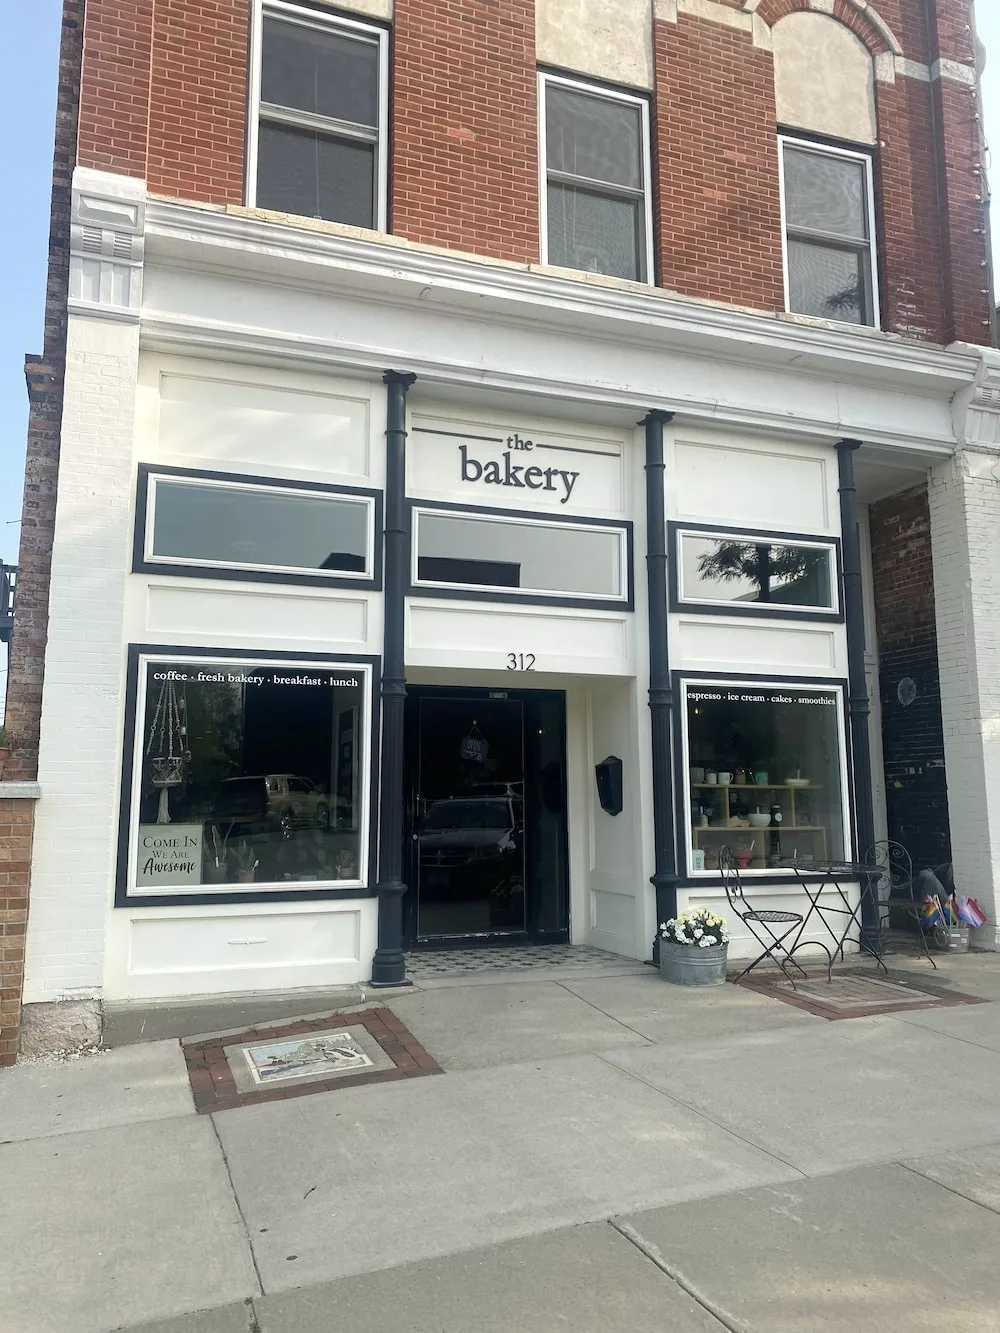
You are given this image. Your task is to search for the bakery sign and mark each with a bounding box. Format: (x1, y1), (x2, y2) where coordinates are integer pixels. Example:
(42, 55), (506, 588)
(409, 413), (625, 514)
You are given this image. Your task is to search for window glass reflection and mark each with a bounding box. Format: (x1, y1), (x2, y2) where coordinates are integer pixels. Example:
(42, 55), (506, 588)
(133, 662), (366, 893)
(680, 534), (834, 610)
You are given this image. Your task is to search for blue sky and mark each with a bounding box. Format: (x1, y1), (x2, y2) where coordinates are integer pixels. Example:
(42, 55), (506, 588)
(1, 1), (999, 572)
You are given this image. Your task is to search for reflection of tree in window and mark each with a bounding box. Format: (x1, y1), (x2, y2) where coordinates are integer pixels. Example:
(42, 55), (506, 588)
(696, 541), (826, 605)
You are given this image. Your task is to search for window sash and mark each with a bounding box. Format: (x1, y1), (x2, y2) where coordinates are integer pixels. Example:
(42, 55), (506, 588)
(248, 0), (388, 230)
(539, 72), (653, 285)
(411, 505), (631, 605)
(779, 135), (879, 328)
(141, 471), (376, 583)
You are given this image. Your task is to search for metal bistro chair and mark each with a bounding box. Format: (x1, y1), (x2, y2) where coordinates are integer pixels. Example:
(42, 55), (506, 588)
(867, 840), (937, 969)
(720, 845), (833, 987)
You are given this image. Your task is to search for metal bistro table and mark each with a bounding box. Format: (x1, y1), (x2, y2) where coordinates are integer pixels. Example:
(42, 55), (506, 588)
(786, 858), (887, 972)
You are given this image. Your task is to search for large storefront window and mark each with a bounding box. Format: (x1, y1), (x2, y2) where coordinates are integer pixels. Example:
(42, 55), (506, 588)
(121, 653), (372, 902)
(681, 679), (849, 875)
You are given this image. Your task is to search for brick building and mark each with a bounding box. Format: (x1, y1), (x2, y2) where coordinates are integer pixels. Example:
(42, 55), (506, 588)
(2, 0), (997, 1057)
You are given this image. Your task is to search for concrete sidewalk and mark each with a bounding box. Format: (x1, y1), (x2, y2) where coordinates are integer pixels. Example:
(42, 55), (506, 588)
(3, 952), (1000, 1332)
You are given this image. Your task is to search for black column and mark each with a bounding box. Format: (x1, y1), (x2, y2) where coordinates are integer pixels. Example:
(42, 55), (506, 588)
(643, 410), (678, 959)
(837, 439), (878, 943)
(370, 369), (417, 987)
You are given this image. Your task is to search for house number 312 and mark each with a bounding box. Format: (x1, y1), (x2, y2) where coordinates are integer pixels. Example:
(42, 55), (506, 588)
(506, 653), (536, 671)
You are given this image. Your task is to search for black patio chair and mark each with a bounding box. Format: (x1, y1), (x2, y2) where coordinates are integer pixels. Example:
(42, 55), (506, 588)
(720, 845), (833, 987)
(866, 840), (937, 969)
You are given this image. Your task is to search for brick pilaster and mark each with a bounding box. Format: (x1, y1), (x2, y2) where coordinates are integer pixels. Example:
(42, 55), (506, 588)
(391, 0), (539, 262)
(652, 15), (784, 312)
(0, 802), (34, 1067)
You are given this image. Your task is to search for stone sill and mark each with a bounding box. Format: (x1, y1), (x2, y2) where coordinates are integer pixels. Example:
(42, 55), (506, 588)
(0, 782), (41, 799)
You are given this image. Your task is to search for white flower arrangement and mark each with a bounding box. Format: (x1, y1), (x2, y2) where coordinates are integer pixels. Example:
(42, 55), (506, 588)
(659, 908), (729, 948)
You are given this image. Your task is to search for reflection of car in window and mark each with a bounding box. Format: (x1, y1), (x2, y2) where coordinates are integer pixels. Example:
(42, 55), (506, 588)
(418, 797), (521, 867)
(212, 774), (330, 838)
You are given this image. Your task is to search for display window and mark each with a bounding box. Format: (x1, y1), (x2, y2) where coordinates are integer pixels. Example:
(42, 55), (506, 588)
(408, 501), (632, 609)
(679, 677), (851, 876)
(134, 466), (380, 589)
(670, 523), (840, 620)
(118, 650), (376, 904)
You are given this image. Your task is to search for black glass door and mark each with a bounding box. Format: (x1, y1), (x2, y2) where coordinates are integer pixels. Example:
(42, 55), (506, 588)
(404, 688), (568, 946)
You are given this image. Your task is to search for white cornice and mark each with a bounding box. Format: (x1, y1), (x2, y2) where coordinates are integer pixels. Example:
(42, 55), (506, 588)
(142, 201), (978, 404)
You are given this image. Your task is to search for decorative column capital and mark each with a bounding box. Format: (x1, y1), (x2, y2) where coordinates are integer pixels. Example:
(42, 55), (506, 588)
(69, 167), (146, 322)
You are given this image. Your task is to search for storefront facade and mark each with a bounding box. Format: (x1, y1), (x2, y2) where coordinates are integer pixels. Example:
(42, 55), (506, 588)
(4, 0), (996, 1052)
(10, 163), (983, 1010)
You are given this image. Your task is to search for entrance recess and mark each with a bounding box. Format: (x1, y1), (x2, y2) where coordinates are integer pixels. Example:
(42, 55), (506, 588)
(403, 687), (569, 947)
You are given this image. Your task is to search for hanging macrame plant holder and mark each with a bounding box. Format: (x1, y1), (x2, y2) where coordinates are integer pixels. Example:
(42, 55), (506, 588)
(459, 720), (489, 764)
(146, 678), (186, 824)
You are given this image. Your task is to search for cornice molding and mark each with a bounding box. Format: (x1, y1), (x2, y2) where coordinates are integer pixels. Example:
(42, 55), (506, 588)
(142, 200), (979, 403)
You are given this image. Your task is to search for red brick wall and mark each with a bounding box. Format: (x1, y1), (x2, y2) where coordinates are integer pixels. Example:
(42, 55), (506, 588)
(390, 0), (539, 262)
(69, 0), (991, 343)
(77, 0), (153, 177)
(0, 802), (34, 1067)
(147, 0), (248, 203)
(652, 15), (784, 312)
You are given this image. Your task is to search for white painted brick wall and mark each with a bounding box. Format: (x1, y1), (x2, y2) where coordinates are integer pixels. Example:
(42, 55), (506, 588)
(22, 314), (140, 1002)
(929, 448), (1000, 947)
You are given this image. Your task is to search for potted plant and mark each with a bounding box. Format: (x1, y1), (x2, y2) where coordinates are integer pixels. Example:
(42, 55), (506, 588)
(0, 725), (9, 781)
(659, 909), (730, 986)
(335, 848), (356, 880)
(231, 838), (259, 884)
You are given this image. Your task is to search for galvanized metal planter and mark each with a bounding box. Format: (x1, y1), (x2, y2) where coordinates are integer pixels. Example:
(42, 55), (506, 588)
(659, 940), (729, 986)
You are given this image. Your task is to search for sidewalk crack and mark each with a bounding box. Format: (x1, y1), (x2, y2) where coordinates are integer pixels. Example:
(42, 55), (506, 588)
(210, 1113), (266, 1298)
(610, 1218), (750, 1332)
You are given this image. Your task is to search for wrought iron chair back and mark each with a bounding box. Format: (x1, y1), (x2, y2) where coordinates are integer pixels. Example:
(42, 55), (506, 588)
(719, 844), (832, 986)
(863, 838), (935, 967)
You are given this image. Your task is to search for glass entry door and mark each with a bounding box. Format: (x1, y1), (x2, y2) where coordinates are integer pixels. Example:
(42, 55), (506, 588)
(404, 688), (569, 946)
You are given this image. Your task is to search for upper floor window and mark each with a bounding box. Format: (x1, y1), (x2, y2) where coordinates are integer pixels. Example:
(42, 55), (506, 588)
(780, 136), (879, 327)
(539, 73), (653, 284)
(248, 1), (388, 230)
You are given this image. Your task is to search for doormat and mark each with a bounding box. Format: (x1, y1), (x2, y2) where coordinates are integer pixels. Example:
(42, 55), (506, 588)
(736, 970), (987, 1020)
(182, 1007), (442, 1113)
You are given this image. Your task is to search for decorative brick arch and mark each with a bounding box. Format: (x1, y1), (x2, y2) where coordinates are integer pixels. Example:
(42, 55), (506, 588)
(746, 0), (903, 58)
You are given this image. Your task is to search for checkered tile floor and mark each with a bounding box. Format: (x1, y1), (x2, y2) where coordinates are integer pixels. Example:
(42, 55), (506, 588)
(405, 944), (633, 978)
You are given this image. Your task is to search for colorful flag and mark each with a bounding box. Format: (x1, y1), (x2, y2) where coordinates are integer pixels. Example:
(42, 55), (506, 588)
(958, 897), (988, 928)
(920, 896), (944, 928)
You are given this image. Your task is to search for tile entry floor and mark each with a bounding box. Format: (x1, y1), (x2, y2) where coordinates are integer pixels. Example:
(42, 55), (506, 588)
(405, 944), (638, 979)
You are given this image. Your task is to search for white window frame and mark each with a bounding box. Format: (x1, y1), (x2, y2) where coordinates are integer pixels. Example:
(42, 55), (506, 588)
(538, 71), (655, 286)
(410, 504), (631, 606)
(123, 651), (374, 899)
(142, 471), (377, 584)
(679, 677), (853, 879)
(778, 134), (880, 329)
(674, 526), (840, 617)
(246, 0), (389, 231)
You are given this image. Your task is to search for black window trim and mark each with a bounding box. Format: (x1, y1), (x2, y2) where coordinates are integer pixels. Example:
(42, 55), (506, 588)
(116, 644), (381, 907)
(406, 497), (634, 612)
(671, 669), (856, 885)
(668, 520), (843, 623)
(133, 463), (383, 591)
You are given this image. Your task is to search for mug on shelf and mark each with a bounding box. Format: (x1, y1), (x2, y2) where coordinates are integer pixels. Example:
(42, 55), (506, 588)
(717, 771), (733, 786)
(689, 766), (705, 783)
(705, 771), (718, 785)
(753, 770), (769, 785)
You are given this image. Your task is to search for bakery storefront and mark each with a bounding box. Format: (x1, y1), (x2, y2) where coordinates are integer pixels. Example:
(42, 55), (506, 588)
(99, 357), (861, 998)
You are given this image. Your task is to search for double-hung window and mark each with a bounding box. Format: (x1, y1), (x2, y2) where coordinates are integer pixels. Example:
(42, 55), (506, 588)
(779, 136), (879, 327)
(539, 73), (653, 284)
(250, 1), (388, 230)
